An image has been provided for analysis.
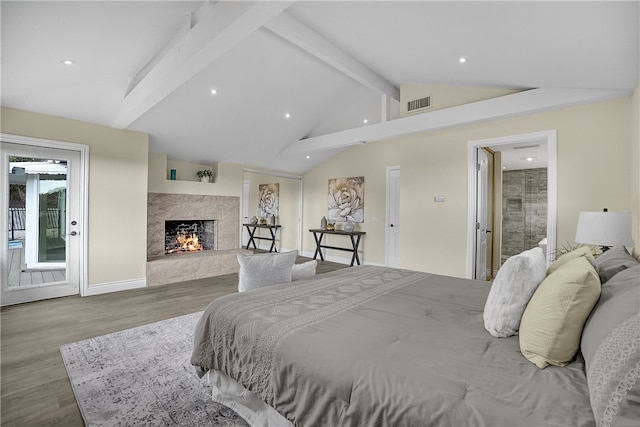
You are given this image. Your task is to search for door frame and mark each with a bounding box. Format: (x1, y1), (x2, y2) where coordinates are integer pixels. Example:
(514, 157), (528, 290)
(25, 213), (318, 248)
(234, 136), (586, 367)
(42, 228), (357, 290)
(242, 168), (304, 253)
(466, 130), (557, 279)
(385, 166), (400, 267)
(1, 133), (89, 297)
(474, 148), (491, 280)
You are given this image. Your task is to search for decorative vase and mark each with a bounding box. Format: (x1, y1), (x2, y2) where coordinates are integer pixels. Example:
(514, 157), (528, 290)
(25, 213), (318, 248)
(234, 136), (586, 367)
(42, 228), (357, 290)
(343, 221), (354, 232)
(270, 214), (276, 225)
(200, 176), (209, 183)
(321, 216), (327, 229)
(249, 216), (258, 225)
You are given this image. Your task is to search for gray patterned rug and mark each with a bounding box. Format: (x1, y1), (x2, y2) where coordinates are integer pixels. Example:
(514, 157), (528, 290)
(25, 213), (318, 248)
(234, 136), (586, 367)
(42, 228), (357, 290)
(60, 312), (249, 427)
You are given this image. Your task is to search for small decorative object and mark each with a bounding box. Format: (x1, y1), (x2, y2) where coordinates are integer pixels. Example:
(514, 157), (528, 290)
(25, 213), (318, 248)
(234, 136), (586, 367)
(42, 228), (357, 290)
(170, 169), (177, 180)
(326, 222), (335, 231)
(259, 218), (267, 225)
(320, 216), (327, 229)
(197, 169), (213, 182)
(343, 220), (354, 233)
(270, 214), (276, 225)
(249, 216), (258, 225)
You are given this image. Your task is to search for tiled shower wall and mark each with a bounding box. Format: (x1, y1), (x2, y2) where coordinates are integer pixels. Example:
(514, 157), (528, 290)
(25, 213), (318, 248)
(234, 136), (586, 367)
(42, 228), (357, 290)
(501, 168), (547, 263)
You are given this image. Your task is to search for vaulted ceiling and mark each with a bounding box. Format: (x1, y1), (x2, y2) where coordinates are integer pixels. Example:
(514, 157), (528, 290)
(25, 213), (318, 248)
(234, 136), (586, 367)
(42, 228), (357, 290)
(2, 1), (638, 173)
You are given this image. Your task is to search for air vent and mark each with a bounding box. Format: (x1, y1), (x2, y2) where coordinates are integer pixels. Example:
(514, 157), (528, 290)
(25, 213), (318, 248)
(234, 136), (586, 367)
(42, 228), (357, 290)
(407, 96), (432, 113)
(512, 144), (540, 150)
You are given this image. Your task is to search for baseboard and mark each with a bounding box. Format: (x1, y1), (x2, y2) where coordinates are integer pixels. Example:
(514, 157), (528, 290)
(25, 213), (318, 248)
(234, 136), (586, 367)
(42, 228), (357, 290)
(85, 278), (146, 296)
(300, 251), (351, 265)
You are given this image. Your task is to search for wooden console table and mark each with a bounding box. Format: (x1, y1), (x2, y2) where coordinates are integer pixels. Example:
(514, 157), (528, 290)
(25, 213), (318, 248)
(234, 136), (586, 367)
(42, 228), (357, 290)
(243, 223), (281, 253)
(309, 228), (366, 266)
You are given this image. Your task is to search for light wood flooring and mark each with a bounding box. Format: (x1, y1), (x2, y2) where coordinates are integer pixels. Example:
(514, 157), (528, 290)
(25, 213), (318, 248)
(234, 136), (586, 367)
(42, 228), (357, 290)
(0, 256), (346, 426)
(8, 246), (66, 287)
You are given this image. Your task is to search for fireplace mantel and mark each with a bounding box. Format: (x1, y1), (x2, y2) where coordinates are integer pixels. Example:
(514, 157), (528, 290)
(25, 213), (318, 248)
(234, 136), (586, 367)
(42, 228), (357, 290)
(146, 193), (245, 286)
(147, 193), (240, 258)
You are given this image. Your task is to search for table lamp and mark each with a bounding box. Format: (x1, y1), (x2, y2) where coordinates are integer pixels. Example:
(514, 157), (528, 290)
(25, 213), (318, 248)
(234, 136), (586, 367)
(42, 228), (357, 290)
(575, 209), (634, 252)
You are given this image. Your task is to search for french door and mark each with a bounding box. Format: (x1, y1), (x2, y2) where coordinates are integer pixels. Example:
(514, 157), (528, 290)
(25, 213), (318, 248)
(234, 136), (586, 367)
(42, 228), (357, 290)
(1, 137), (87, 305)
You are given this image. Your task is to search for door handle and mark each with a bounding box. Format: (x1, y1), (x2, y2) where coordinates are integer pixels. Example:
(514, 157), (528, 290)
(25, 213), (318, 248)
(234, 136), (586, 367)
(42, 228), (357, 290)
(390, 224), (395, 227)
(69, 231), (79, 236)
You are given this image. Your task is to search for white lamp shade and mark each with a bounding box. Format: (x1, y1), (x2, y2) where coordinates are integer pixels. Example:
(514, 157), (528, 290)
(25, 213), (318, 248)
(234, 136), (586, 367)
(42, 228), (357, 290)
(575, 211), (634, 247)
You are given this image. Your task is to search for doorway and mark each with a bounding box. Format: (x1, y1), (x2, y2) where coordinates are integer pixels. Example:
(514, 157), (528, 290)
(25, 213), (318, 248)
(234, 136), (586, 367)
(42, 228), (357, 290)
(242, 169), (303, 253)
(385, 166), (400, 267)
(1, 136), (88, 305)
(466, 130), (557, 279)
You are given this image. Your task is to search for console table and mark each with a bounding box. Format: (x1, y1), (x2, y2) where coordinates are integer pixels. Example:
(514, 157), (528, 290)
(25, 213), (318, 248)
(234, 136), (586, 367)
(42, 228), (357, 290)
(309, 228), (366, 266)
(243, 223), (281, 253)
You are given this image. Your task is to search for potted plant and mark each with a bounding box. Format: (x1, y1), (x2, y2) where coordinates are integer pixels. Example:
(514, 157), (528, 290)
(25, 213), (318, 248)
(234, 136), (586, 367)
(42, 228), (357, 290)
(196, 169), (213, 182)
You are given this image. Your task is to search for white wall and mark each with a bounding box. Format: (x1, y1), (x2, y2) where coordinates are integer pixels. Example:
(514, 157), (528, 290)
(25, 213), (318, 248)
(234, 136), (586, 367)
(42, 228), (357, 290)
(303, 96), (635, 276)
(1, 107), (149, 288)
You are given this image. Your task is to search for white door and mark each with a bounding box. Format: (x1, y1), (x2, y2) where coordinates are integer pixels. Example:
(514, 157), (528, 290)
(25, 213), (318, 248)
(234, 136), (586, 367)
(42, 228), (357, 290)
(475, 149), (489, 280)
(1, 141), (84, 305)
(242, 180), (250, 247)
(386, 167), (400, 267)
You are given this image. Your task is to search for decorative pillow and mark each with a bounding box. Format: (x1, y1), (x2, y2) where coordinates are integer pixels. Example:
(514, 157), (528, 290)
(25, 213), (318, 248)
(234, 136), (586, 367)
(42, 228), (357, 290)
(580, 265), (640, 427)
(292, 260), (317, 281)
(519, 256), (601, 369)
(237, 250), (298, 292)
(593, 246), (640, 283)
(547, 245), (595, 275)
(483, 247), (547, 338)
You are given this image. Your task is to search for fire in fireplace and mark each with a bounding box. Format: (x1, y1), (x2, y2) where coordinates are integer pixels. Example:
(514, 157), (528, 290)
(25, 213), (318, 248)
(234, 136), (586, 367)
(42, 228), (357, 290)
(165, 220), (214, 254)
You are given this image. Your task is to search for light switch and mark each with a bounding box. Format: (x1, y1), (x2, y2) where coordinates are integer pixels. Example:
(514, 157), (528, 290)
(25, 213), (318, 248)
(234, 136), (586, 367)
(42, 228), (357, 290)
(434, 195), (445, 202)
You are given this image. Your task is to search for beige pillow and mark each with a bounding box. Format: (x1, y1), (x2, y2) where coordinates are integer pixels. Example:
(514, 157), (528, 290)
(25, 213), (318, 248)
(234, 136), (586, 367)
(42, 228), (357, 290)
(547, 245), (594, 274)
(519, 256), (601, 369)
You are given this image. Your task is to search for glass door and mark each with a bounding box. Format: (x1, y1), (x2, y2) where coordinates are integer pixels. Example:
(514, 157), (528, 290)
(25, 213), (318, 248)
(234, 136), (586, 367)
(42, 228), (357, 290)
(1, 141), (83, 305)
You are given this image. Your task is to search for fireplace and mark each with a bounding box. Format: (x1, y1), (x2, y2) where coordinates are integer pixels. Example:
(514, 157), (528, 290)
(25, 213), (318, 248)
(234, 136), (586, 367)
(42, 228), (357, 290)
(165, 220), (214, 254)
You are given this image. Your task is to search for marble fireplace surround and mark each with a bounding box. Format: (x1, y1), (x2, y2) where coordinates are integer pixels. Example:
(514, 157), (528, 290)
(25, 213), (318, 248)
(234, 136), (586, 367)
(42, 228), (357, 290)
(147, 193), (248, 286)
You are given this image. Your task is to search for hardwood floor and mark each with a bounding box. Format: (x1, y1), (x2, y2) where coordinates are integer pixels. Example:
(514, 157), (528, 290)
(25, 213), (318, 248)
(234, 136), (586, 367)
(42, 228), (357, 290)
(0, 257), (346, 426)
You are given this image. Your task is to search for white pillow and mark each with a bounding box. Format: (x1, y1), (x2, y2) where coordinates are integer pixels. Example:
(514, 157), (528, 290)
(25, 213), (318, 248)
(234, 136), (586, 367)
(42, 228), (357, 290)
(237, 250), (298, 292)
(483, 247), (547, 338)
(292, 260), (317, 281)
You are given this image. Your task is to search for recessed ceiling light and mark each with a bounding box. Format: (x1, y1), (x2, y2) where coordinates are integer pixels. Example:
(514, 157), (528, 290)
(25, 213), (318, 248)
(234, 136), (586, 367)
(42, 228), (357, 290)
(306, 155), (310, 159)
(459, 57), (467, 64)
(522, 156), (537, 162)
(285, 113), (291, 119)
(210, 89), (217, 95)
(363, 119), (368, 124)
(61, 59), (75, 66)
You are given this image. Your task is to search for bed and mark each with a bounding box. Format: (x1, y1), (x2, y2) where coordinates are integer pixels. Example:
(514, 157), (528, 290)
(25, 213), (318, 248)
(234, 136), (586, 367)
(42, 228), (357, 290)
(191, 248), (640, 427)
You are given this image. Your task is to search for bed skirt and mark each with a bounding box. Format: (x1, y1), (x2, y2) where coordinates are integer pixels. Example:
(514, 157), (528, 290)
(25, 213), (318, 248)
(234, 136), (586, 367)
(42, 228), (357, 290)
(207, 370), (294, 427)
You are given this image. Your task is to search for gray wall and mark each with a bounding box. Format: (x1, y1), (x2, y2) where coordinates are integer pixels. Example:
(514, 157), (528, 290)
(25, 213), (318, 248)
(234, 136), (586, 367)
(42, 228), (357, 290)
(501, 168), (547, 263)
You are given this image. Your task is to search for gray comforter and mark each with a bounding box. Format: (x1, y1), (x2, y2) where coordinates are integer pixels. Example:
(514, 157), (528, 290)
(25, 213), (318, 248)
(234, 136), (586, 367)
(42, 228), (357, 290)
(191, 266), (595, 426)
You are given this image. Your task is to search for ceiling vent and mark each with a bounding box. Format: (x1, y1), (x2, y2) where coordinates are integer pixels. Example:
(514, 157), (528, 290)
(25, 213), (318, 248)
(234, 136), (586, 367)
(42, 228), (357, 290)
(512, 144), (540, 150)
(407, 96), (432, 113)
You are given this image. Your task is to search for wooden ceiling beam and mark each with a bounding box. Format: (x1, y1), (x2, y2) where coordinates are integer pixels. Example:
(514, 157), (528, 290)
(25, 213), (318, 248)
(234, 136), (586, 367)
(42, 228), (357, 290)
(281, 88), (630, 153)
(113, 1), (294, 129)
(264, 12), (399, 120)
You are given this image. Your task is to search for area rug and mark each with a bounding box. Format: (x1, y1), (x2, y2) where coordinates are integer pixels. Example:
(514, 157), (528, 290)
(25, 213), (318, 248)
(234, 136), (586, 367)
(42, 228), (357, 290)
(60, 312), (250, 427)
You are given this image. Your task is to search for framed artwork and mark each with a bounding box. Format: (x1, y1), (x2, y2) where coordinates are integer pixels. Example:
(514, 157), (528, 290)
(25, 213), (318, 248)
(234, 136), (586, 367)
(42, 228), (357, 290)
(328, 176), (364, 223)
(258, 183), (279, 218)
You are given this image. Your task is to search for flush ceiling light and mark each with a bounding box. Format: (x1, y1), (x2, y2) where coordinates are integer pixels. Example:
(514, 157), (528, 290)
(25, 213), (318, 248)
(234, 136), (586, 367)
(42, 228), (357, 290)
(459, 57), (467, 63)
(60, 59), (75, 66)
(285, 113), (291, 119)
(210, 89), (217, 95)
